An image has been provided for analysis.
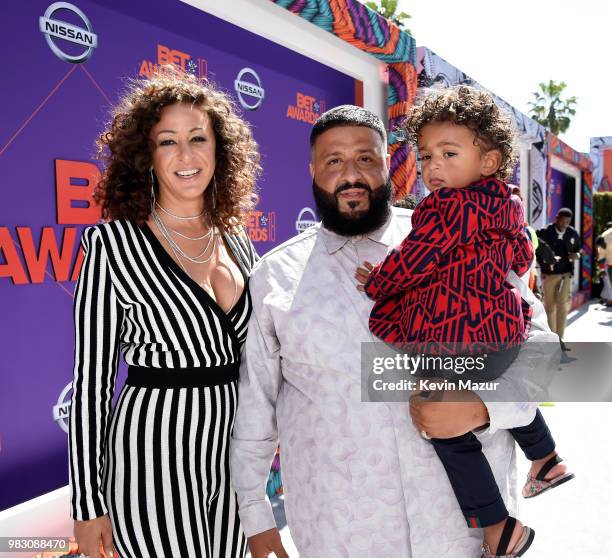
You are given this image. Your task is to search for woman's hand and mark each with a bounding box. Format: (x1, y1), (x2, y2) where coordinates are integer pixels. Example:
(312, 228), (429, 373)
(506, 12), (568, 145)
(74, 515), (114, 558)
(355, 261), (374, 292)
(248, 528), (290, 558)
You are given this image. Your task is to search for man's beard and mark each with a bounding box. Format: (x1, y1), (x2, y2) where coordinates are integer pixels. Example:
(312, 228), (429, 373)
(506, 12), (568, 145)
(312, 178), (392, 237)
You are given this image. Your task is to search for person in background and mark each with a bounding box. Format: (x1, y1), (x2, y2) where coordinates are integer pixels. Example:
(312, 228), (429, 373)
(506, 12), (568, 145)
(536, 208), (582, 351)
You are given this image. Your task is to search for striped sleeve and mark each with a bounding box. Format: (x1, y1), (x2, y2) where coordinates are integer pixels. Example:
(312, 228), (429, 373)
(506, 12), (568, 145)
(242, 228), (260, 267)
(227, 227), (260, 272)
(69, 226), (123, 520)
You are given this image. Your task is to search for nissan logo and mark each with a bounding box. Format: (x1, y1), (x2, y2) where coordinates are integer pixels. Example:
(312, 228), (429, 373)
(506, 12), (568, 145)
(296, 207), (317, 233)
(39, 2), (98, 64)
(234, 68), (265, 111)
(53, 382), (73, 434)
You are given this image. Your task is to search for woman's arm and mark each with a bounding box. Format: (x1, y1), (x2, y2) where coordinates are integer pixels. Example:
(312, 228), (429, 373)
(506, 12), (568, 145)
(69, 227), (123, 521)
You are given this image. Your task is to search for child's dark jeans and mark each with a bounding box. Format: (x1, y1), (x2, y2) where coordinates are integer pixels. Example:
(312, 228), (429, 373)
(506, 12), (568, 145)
(428, 346), (556, 528)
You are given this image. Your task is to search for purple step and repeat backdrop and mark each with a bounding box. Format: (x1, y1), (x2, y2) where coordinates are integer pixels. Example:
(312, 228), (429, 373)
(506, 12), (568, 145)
(0, 0), (357, 511)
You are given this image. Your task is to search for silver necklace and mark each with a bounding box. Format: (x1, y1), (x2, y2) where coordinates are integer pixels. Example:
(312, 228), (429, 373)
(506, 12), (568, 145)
(152, 208), (217, 263)
(156, 201), (205, 221)
(153, 209), (215, 262)
(153, 211), (239, 311)
(153, 198), (212, 240)
(165, 223), (212, 241)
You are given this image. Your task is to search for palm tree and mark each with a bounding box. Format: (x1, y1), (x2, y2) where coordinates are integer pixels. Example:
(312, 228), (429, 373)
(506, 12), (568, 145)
(528, 80), (577, 135)
(365, 0), (411, 33)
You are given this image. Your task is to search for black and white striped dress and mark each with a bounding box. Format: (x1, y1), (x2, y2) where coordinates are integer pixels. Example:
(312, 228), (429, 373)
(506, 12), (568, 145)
(69, 220), (256, 558)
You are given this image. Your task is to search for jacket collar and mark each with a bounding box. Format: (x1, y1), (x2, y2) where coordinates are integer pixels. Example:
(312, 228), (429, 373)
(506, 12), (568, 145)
(320, 209), (396, 254)
(467, 177), (510, 197)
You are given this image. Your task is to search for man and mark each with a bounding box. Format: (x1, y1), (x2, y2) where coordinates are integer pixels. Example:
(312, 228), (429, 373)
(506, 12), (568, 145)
(537, 208), (582, 349)
(230, 106), (556, 557)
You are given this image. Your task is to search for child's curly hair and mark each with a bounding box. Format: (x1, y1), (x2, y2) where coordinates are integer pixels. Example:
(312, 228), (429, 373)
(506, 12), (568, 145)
(403, 85), (517, 181)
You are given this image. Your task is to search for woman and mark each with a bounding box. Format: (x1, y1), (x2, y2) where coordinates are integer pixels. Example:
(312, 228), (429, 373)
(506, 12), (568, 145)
(69, 67), (260, 558)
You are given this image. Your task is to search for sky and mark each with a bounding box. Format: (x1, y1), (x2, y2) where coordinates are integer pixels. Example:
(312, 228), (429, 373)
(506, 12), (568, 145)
(401, 0), (611, 153)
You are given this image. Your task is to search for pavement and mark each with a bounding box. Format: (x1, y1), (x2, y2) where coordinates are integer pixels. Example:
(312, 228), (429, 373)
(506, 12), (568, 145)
(251, 301), (612, 557)
(516, 301), (612, 557)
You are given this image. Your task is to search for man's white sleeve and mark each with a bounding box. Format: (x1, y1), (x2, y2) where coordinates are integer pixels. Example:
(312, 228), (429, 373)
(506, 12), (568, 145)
(478, 272), (559, 433)
(230, 274), (282, 538)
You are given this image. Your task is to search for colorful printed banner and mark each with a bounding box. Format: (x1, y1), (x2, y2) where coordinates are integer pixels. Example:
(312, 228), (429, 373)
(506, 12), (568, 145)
(271, 0), (418, 199)
(546, 133), (594, 295)
(529, 147), (548, 229)
(549, 133), (593, 173)
(590, 136), (612, 192)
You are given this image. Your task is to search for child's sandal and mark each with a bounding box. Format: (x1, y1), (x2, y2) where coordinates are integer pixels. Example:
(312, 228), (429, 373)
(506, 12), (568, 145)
(481, 516), (535, 557)
(522, 454), (575, 499)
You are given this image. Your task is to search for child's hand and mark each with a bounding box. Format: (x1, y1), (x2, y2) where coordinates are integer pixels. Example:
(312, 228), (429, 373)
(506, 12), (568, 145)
(355, 261), (374, 292)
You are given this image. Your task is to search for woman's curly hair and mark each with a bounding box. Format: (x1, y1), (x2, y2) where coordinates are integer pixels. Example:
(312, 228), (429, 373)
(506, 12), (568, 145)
(403, 85), (517, 181)
(95, 66), (260, 230)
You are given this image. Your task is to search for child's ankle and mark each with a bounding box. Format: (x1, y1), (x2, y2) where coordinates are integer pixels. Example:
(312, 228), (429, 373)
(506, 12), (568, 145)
(483, 517), (523, 555)
(532, 451), (557, 466)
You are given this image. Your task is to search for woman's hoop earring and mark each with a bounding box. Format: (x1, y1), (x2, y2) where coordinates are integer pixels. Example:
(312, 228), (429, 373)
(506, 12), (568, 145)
(211, 176), (217, 210)
(149, 167), (155, 206)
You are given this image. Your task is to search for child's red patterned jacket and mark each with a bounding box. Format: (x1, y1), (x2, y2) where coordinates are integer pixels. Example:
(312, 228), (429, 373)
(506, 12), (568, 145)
(364, 178), (533, 352)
